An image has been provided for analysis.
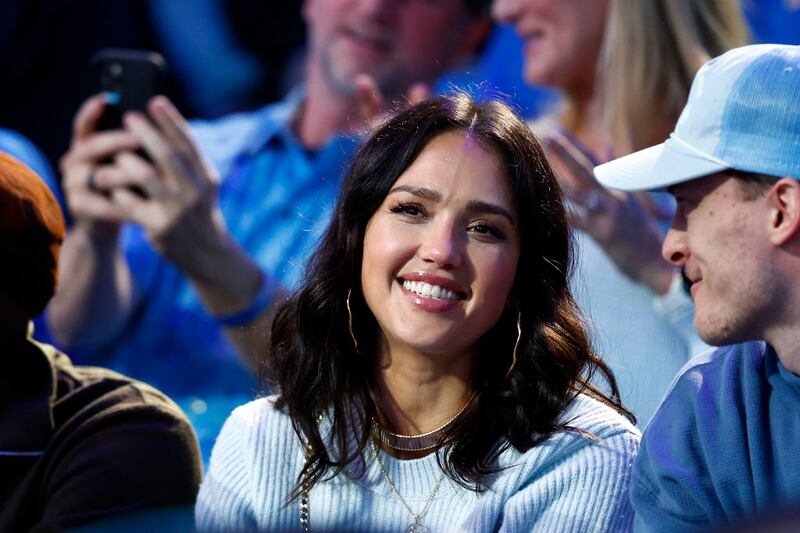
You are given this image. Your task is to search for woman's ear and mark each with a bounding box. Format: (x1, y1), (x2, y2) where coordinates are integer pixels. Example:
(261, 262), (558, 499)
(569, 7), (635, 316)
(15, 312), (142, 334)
(766, 178), (800, 246)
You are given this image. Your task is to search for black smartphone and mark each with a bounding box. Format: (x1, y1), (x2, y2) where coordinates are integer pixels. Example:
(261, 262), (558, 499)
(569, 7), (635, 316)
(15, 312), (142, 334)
(92, 48), (168, 131)
(92, 49), (168, 197)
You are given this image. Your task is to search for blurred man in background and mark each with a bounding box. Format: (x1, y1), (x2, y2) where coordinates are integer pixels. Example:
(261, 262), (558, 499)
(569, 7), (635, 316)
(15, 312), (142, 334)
(47, 0), (491, 458)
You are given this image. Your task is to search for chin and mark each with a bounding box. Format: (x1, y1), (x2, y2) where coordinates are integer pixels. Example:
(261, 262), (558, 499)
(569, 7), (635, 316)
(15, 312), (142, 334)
(523, 64), (561, 91)
(393, 334), (472, 358)
(696, 319), (747, 348)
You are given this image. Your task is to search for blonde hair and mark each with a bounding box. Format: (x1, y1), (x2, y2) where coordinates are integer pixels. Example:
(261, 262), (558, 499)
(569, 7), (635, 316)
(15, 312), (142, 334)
(601, 0), (749, 155)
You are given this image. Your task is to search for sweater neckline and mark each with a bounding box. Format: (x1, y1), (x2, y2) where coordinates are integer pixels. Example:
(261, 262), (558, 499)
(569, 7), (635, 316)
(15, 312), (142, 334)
(350, 445), (455, 501)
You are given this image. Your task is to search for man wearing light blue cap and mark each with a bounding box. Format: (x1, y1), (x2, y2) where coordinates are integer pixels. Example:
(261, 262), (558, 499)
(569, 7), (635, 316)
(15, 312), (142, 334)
(595, 44), (800, 531)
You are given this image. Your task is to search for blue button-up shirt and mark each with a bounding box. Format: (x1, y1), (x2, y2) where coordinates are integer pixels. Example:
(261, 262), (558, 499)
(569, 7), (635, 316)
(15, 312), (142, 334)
(108, 91), (357, 396)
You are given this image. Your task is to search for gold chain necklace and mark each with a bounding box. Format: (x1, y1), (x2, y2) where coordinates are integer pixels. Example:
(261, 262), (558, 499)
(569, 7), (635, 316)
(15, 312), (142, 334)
(371, 393), (475, 452)
(370, 439), (447, 533)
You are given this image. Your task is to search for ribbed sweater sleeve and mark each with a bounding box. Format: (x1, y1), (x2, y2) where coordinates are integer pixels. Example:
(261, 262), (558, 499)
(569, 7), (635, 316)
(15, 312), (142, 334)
(498, 430), (638, 532)
(196, 404), (259, 532)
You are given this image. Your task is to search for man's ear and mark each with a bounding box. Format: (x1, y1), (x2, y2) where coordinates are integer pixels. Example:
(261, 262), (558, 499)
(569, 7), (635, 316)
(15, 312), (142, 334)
(450, 17), (493, 67)
(767, 178), (800, 246)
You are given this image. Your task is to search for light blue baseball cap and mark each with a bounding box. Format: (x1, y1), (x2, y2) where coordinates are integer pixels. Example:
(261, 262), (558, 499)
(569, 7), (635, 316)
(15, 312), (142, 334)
(595, 44), (800, 191)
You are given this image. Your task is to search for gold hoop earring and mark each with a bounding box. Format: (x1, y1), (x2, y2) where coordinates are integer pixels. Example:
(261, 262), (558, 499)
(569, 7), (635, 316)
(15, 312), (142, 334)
(504, 312), (522, 380)
(346, 289), (360, 353)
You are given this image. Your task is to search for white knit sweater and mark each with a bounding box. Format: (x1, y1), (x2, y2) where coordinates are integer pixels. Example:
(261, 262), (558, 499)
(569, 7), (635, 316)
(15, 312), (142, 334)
(196, 394), (640, 532)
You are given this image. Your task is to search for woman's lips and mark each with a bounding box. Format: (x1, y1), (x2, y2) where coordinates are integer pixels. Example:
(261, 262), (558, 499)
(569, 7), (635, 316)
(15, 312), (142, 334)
(398, 272), (467, 297)
(399, 281), (461, 312)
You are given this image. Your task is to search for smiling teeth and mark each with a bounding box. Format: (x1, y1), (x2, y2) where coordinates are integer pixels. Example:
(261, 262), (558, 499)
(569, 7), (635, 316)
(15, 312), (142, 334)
(402, 280), (460, 301)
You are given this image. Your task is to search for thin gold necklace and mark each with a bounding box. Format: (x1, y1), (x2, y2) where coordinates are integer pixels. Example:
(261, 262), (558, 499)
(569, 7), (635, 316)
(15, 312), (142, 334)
(371, 392), (475, 452)
(370, 439), (447, 533)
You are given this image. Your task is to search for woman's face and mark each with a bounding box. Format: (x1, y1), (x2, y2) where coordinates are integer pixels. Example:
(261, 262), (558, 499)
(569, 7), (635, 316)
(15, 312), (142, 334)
(492, 0), (608, 93)
(361, 131), (520, 361)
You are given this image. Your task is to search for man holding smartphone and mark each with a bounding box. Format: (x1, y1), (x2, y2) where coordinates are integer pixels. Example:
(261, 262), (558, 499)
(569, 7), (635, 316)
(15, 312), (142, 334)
(47, 0), (491, 454)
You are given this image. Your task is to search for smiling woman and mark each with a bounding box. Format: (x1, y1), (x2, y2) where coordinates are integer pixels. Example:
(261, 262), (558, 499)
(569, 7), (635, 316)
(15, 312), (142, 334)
(361, 131), (520, 361)
(196, 95), (640, 532)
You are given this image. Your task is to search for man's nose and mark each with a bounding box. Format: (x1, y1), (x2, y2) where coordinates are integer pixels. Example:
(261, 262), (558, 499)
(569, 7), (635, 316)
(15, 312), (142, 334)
(356, 0), (395, 20)
(662, 227), (689, 267)
(491, 0), (520, 24)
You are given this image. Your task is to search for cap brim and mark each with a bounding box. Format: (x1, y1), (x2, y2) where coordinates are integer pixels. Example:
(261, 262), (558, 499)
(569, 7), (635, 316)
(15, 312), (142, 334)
(594, 138), (729, 191)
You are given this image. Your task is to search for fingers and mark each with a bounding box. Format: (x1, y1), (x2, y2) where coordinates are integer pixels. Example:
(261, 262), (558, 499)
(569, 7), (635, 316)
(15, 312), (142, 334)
(62, 150), (168, 226)
(355, 74), (384, 124)
(92, 151), (171, 199)
(124, 101), (217, 193)
(634, 190), (673, 221)
(566, 204), (589, 232)
(60, 129), (141, 222)
(147, 96), (202, 163)
(123, 111), (192, 191)
(63, 166), (128, 223)
(545, 135), (605, 192)
(543, 135), (614, 215)
(406, 83), (430, 106)
(61, 130), (141, 173)
(71, 94), (108, 144)
(109, 186), (157, 228)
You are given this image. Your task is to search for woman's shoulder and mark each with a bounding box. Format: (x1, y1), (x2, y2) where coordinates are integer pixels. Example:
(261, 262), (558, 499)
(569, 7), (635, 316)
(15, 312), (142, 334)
(508, 393), (640, 471)
(228, 394), (285, 419)
(214, 395), (296, 454)
(487, 394), (639, 531)
(199, 398), (303, 530)
(559, 393), (640, 441)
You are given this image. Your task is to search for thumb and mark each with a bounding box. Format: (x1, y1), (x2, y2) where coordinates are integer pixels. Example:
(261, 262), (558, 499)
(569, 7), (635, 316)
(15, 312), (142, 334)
(355, 74), (384, 123)
(405, 83), (430, 106)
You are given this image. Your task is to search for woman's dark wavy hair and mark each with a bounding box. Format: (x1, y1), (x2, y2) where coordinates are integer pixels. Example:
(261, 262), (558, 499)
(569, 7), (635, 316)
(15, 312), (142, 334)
(265, 93), (633, 498)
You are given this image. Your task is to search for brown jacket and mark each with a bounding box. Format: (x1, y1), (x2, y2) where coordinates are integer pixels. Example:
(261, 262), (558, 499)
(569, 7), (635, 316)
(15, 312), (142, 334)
(0, 335), (203, 532)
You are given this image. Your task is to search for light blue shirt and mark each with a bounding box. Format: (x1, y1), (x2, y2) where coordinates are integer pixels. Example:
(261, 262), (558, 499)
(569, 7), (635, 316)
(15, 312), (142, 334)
(40, 92), (359, 458)
(632, 341), (800, 531)
(108, 90), (357, 396)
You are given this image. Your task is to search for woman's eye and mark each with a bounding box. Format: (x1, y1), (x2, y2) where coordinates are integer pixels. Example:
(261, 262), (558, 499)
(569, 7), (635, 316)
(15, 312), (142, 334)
(468, 222), (506, 240)
(389, 203), (426, 218)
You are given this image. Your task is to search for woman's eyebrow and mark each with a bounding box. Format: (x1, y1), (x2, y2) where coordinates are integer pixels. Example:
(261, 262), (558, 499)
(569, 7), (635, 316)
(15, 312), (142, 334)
(466, 200), (515, 225)
(388, 185), (514, 224)
(387, 185), (440, 201)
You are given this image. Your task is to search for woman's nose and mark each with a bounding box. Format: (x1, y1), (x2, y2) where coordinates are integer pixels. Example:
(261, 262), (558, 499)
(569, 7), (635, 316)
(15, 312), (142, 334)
(418, 221), (463, 269)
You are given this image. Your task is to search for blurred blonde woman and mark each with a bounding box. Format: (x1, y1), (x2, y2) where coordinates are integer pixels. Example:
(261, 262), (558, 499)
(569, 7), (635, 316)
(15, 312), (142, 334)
(492, 0), (748, 425)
